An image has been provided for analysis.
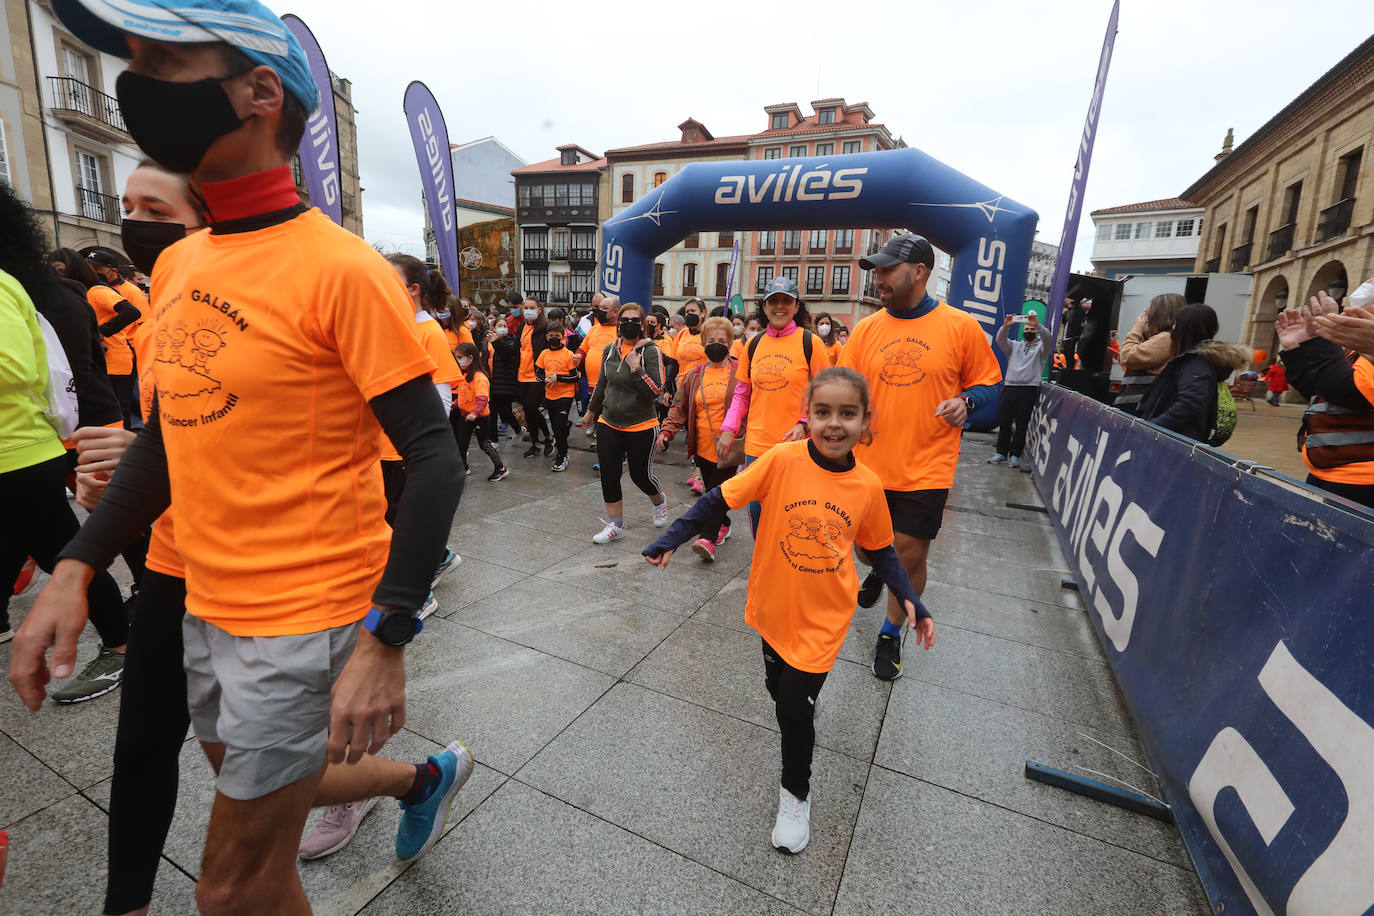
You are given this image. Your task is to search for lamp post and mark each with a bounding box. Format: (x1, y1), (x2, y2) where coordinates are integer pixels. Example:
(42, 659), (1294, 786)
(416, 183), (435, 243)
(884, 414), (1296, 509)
(1275, 288), (1289, 311)
(1328, 275), (1348, 303)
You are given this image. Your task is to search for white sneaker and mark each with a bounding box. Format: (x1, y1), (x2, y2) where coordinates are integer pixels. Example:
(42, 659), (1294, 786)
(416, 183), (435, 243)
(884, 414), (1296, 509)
(592, 519), (626, 544)
(771, 785), (811, 854)
(652, 501), (670, 528)
(1008, 456), (1019, 469)
(987, 454), (1007, 465)
(419, 592), (439, 621)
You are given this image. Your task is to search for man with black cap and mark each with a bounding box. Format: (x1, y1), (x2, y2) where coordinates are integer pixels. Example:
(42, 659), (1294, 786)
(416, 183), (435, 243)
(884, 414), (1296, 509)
(9, 2), (467, 912)
(840, 234), (1001, 680)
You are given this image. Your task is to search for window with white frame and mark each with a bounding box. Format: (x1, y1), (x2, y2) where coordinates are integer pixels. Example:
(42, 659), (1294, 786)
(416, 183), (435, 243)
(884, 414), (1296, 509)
(756, 266), (774, 292)
(763, 147), (781, 160)
(818, 108), (836, 125)
(842, 140), (861, 154)
(815, 142), (834, 156)
(1096, 224), (1112, 241)
(770, 113), (788, 130)
(1154, 221), (1173, 239)
(789, 144), (806, 158)
(831, 265), (850, 294)
(1176, 218), (1195, 237)
(1134, 222), (1151, 239)
(1113, 223), (1131, 240)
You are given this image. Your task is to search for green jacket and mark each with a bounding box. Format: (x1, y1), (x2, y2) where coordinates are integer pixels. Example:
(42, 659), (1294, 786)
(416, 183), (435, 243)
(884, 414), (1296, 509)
(0, 270), (65, 474)
(588, 338), (665, 430)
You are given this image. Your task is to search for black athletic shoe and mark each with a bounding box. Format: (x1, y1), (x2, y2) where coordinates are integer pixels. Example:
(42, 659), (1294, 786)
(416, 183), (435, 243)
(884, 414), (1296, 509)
(552, 456), (569, 472)
(488, 466), (509, 481)
(856, 570), (884, 608)
(523, 444), (539, 458)
(873, 632), (903, 680)
(543, 440), (554, 457)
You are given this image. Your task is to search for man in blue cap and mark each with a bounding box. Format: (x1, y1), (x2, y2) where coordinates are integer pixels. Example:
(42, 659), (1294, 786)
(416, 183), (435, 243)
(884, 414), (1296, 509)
(10, 3), (470, 913)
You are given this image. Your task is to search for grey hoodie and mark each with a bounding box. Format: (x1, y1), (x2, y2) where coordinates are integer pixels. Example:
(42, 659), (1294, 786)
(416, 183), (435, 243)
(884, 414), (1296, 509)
(995, 323), (1052, 386)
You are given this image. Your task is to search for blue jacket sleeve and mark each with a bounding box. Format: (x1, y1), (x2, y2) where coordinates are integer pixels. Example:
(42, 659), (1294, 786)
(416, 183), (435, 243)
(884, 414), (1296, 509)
(644, 489), (726, 557)
(867, 545), (931, 620)
(961, 383), (998, 412)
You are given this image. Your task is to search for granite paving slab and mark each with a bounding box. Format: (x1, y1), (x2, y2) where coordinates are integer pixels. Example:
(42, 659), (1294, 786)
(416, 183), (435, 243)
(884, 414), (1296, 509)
(536, 545), (738, 614)
(0, 729), (77, 829)
(431, 553), (529, 615)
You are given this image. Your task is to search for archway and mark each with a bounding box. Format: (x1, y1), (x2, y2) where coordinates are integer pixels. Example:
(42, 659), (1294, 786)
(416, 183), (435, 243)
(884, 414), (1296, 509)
(1305, 259), (1348, 305)
(1251, 274), (1289, 353)
(598, 147), (1039, 428)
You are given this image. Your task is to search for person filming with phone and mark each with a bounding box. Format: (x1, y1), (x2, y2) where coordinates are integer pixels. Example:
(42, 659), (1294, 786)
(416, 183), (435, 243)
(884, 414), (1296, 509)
(988, 311), (1052, 469)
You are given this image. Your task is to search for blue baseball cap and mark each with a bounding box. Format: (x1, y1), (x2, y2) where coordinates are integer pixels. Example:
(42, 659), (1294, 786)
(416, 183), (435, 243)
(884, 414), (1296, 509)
(760, 276), (801, 302)
(50, 0), (319, 112)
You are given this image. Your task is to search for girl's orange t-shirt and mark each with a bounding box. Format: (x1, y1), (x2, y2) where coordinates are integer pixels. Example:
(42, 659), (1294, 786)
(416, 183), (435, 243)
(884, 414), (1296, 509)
(454, 371), (491, 416)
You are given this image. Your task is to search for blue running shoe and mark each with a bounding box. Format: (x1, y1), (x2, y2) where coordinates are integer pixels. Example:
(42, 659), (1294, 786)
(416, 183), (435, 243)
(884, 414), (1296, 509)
(430, 548), (461, 590)
(395, 740), (473, 862)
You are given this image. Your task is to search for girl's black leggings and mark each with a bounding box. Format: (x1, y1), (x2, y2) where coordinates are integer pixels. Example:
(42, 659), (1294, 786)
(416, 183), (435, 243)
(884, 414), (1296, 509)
(595, 424), (660, 504)
(104, 570), (188, 915)
(545, 396), (574, 459)
(452, 411), (503, 472)
(762, 638), (829, 800)
(518, 381), (550, 444)
(0, 454), (126, 645)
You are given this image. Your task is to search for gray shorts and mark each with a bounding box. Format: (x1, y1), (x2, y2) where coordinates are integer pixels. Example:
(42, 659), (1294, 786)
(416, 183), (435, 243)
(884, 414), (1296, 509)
(183, 615), (361, 800)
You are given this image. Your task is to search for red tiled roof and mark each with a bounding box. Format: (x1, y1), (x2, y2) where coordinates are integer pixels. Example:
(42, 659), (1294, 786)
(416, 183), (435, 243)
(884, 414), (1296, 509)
(811, 97), (844, 105)
(754, 122), (888, 139)
(1090, 197), (1198, 216)
(511, 155), (606, 175)
(604, 135), (752, 156)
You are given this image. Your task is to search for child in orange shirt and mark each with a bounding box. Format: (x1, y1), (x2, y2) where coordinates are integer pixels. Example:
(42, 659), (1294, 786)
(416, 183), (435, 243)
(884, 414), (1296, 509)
(536, 321), (581, 471)
(643, 367), (935, 855)
(453, 342), (507, 481)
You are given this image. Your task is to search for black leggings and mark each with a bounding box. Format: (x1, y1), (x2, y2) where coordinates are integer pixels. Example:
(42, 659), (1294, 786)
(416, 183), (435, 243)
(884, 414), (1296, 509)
(995, 385), (1039, 458)
(518, 381), (550, 444)
(692, 455), (735, 539)
(595, 424), (660, 504)
(109, 373), (138, 430)
(452, 411), (503, 472)
(0, 454), (126, 645)
(545, 396), (574, 459)
(104, 570), (187, 915)
(490, 392), (521, 439)
(762, 638), (829, 800)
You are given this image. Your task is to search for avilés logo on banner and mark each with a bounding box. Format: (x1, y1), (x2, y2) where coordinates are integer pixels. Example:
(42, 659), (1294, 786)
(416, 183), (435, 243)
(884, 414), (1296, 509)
(280, 15), (341, 226)
(403, 81), (459, 293)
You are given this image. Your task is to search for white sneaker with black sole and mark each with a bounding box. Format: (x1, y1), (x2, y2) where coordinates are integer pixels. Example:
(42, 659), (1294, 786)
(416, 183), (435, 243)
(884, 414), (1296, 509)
(771, 785), (811, 854)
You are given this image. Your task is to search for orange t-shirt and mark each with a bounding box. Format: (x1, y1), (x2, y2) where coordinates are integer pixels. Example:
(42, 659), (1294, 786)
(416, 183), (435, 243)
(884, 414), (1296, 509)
(445, 324), (474, 353)
(149, 208), (435, 637)
(721, 439), (893, 672)
(132, 321), (182, 579)
(381, 314), (462, 461)
(597, 341), (659, 433)
(453, 370), (491, 416)
(735, 329), (831, 458)
(87, 285), (136, 375)
(518, 324), (538, 382)
(115, 279), (148, 356)
(671, 329), (707, 376)
(692, 364), (732, 464)
(578, 322), (618, 389)
(822, 340), (843, 366)
(839, 302), (1002, 491)
(1304, 353), (1374, 485)
(536, 347), (578, 400)
(730, 337), (749, 362)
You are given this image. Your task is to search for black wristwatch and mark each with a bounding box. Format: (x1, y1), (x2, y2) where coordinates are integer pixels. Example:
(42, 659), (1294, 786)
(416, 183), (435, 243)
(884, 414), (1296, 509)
(362, 607), (423, 646)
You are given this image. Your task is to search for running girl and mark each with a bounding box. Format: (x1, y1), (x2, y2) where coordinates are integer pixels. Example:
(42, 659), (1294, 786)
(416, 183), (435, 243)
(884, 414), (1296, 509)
(536, 321), (580, 472)
(453, 342), (507, 481)
(643, 367), (935, 854)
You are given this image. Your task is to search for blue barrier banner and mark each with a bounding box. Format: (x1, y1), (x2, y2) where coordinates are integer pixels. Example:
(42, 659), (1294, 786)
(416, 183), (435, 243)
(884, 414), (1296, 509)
(1027, 384), (1374, 916)
(403, 81), (459, 293)
(599, 146), (1039, 429)
(1045, 0), (1119, 345)
(281, 15), (341, 227)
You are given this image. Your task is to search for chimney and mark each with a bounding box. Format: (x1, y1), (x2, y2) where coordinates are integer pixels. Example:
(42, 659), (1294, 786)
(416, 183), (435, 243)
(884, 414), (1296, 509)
(1214, 128), (1234, 163)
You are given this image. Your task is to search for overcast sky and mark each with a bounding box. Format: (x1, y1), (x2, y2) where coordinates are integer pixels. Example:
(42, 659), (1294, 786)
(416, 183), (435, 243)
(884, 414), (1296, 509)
(281, 0), (1372, 271)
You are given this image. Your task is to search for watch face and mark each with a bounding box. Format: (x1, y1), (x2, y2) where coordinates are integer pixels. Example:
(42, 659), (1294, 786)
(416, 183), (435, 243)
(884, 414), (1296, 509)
(378, 613), (416, 644)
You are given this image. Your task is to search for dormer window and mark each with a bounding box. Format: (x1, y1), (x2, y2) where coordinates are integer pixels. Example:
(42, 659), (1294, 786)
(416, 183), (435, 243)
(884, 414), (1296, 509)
(770, 112), (788, 130)
(560, 150), (576, 166)
(818, 108), (836, 125)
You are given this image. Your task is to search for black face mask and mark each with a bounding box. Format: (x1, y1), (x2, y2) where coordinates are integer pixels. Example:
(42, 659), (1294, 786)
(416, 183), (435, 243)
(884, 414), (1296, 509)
(592, 309), (609, 323)
(684, 312), (701, 330)
(619, 318), (642, 340)
(704, 342), (729, 363)
(546, 338), (564, 349)
(116, 71), (248, 173)
(121, 218), (188, 275)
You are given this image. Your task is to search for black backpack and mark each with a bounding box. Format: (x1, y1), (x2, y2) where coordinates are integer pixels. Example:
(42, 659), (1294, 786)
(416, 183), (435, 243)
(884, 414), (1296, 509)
(746, 329), (816, 381)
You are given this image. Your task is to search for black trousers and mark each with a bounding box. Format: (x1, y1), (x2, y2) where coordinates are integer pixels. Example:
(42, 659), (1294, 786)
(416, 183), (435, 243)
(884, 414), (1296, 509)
(595, 424), (660, 504)
(109, 372), (139, 430)
(453, 411), (503, 472)
(995, 385), (1039, 458)
(489, 392), (522, 438)
(545, 396), (574, 459)
(692, 455), (735, 539)
(0, 454), (126, 645)
(1307, 473), (1374, 509)
(762, 638), (829, 800)
(104, 570), (187, 915)
(518, 381), (550, 444)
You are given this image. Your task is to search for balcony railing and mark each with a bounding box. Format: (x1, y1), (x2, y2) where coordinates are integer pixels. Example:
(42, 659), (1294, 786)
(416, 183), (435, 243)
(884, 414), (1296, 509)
(551, 247), (570, 260)
(76, 186), (120, 224)
(549, 290), (570, 304)
(759, 244), (776, 255)
(1231, 242), (1253, 271)
(682, 285), (697, 297)
(48, 76), (126, 133)
(1316, 198), (1355, 243)
(570, 248), (596, 261)
(523, 247), (549, 261)
(1266, 223), (1295, 261)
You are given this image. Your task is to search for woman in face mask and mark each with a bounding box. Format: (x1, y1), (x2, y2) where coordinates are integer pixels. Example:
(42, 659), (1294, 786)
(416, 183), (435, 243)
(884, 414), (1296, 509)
(813, 312), (844, 366)
(656, 316), (743, 561)
(582, 302), (670, 543)
(516, 299), (553, 458)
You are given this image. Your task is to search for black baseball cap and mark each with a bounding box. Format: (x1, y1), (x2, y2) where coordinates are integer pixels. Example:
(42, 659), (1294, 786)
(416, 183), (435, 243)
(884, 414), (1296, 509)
(86, 249), (120, 268)
(859, 235), (935, 271)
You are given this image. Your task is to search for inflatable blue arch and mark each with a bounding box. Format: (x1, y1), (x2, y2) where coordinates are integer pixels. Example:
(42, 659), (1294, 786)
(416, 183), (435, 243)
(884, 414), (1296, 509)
(598, 146), (1039, 428)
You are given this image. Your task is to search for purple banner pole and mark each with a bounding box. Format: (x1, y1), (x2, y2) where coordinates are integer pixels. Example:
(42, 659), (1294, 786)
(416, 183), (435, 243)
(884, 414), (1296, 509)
(280, 14), (341, 226)
(403, 81), (459, 293)
(1044, 0), (1119, 344)
(724, 238), (740, 312)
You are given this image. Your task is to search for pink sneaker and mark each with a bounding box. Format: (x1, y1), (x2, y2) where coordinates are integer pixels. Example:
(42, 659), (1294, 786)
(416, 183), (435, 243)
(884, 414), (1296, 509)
(691, 538), (716, 562)
(715, 525), (731, 546)
(299, 798), (377, 860)
(690, 476), (705, 496)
